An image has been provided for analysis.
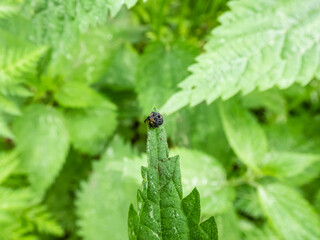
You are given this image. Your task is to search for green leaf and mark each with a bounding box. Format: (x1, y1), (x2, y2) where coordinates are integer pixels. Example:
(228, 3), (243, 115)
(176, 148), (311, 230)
(166, 101), (233, 167)
(240, 219), (281, 240)
(182, 188), (218, 240)
(57, 83), (118, 155)
(64, 104), (117, 155)
(48, 26), (120, 84)
(260, 151), (320, 178)
(0, 93), (21, 115)
(97, 43), (139, 90)
(162, 0), (320, 114)
(43, 149), (93, 232)
(265, 116), (320, 154)
(0, 3), (18, 19)
(128, 204), (139, 240)
(0, 187), (33, 211)
(129, 109), (217, 240)
(0, 114), (14, 139)
(264, 117), (320, 185)
(22, 0), (139, 47)
(242, 88), (287, 120)
(219, 98), (268, 172)
(0, 45), (48, 86)
(314, 189), (320, 214)
(13, 104), (69, 196)
(54, 81), (115, 109)
(172, 148), (234, 215)
(49, 11), (144, 84)
(215, 208), (241, 240)
(136, 41), (198, 113)
(77, 136), (142, 240)
(258, 183), (320, 240)
(24, 205), (64, 236)
(0, 151), (18, 184)
(235, 185), (264, 219)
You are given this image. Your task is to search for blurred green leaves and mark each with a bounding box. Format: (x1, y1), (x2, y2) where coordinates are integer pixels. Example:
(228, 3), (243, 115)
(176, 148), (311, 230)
(77, 136), (142, 240)
(0, 152), (63, 239)
(258, 183), (320, 240)
(0, 0), (320, 239)
(173, 148), (234, 215)
(220, 98), (268, 172)
(13, 104), (69, 196)
(54, 81), (110, 108)
(260, 151), (320, 179)
(65, 105), (117, 155)
(54, 81), (117, 155)
(22, 0), (139, 49)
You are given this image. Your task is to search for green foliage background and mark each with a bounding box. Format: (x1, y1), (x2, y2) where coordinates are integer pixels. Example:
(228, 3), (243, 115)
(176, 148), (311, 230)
(0, 0), (320, 239)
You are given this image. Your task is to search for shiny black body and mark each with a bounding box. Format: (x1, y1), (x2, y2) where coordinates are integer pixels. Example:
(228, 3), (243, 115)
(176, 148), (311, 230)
(144, 112), (163, 128)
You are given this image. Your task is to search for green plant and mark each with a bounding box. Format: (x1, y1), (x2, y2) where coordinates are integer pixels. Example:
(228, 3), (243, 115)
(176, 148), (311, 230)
(128, 109), (218, 239)
(1, 0), (320, 239)
(161, 0), (320, 114)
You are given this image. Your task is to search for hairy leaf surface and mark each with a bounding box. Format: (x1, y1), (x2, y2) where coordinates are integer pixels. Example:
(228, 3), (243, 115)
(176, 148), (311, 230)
(129, 110), (217, 240)
(162, 0), (320, 114)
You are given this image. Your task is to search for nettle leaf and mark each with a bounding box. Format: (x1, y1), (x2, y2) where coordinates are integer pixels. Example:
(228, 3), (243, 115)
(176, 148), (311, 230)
(235, 185), (264, 219)
(136, 41), (198, 114)
(0, 3), (18, 18)
(241, 88), (287, 120)
(64, 105), (117, 155)
(56, 82), (118, 155)
(162, 0), (320, 114)
(26, 205), (64, 236)
(77, 136), (142, 240)
(240, 219), (280, 240)
(54, 81), (115, 109)
(264, 117), (320, 185)
(172, 148), (234, 215)
(49, 8), (144, 83)
(13, 104), (69, 196)
(215, 208), (241, 240)
(0, 45), (48, 86)
(260, 151), (320, 179)
(22, 0), (139, 47)
(166, 101), (233, 167)
(314, 189), (320, 214)
(0, 115), (14, 139)
(219, 98), (267, 172)
(44, 149), (93, 232)
(98, 43), (139, 90)
(0, 151), (19, 184)
(0, 187), (33, 211)
(129, 111), (218, 240)
(258, 183), (320, 240)
(0, 93), (21, 116)
(265, 116), (320, 154)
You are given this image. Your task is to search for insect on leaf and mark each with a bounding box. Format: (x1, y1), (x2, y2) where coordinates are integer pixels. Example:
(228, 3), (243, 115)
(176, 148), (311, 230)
(128, 107), (218, 240)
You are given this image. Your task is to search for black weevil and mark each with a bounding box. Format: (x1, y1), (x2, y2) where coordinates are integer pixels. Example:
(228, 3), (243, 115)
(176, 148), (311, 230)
(144, 112), (163, 128)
